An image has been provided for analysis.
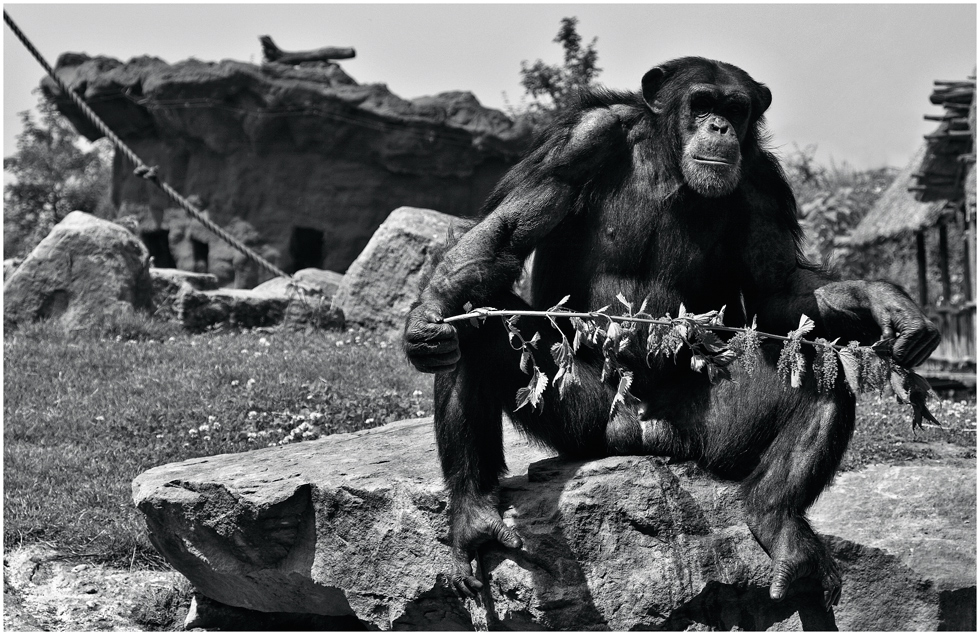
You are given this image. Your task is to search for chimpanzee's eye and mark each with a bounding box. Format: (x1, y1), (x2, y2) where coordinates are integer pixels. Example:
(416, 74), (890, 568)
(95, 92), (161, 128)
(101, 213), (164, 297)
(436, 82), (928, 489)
(726, 103), (748, 121)
(690, 94), (713, 114)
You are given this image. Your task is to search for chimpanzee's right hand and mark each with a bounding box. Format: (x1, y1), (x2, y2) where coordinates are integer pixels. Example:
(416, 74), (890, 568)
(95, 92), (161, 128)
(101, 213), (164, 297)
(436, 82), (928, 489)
(404, 303), (461, 373)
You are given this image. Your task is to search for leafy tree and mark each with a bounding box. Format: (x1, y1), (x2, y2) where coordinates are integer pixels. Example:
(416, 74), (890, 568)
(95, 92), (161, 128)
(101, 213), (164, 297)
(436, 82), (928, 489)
(782, 145), (896, 269)
(4, 91), (114, 258)
(509, 17), (602, 128)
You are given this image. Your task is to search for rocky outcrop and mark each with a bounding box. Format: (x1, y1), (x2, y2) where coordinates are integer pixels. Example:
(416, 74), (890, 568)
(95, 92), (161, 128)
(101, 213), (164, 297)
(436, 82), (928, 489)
(177, 288), (288, 332)
(334, 206), (458, 338)
(3, 211), (152, 330)
(175, 267), (345, 332)
(132, 418), (976, 631)
(43, 53), (530, 273)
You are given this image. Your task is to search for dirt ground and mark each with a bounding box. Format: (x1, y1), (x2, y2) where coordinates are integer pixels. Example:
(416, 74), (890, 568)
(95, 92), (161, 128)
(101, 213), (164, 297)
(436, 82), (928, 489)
(3, 545), (189, 632)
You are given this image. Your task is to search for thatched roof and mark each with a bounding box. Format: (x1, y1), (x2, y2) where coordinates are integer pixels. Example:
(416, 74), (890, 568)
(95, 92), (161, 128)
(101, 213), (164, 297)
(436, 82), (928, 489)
(846, 144), (947, 247)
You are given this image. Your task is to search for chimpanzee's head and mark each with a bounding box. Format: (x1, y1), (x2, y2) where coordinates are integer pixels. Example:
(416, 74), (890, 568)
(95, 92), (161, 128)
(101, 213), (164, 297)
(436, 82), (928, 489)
(641, 57), (772, 198)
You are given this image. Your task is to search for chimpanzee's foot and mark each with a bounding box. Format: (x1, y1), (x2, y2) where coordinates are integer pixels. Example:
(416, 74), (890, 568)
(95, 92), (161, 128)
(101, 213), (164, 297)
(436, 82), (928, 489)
(768, 528), (841, 612)
(447, 494), (523, 598)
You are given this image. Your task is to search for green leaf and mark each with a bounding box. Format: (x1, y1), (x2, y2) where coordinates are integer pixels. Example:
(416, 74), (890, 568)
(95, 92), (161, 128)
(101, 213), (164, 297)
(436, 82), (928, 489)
(515, 387), (532, 412)
(530, 367), (549, 411)
(616, 293), (632, 313)
(711, 305), (727, 326)
(699, 330), (728, 354)
(550, 340), (571, 367)
(573, 327), (584, 353)
(528, 331), (542, 349)
(520, 350), (533, 374)
(550, 295), (571, 311)
(637, 296), (650, 316)
(707, 363), (733, 383)
(609, 370), (634, 418)
(792, 314), (816, 339)
(710, 349), (738, 368)
(838, 346), (861, 394)
(892, 367), (941, 430)
(690, 354), (708, 373)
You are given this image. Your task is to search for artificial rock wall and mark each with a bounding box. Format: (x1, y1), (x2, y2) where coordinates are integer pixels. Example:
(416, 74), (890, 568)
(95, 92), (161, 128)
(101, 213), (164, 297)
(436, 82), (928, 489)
(43, 53), (532, 276)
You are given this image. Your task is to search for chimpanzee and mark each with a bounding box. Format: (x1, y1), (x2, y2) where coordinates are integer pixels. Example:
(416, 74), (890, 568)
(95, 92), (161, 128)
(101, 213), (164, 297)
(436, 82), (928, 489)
(403, 57), (940, 610)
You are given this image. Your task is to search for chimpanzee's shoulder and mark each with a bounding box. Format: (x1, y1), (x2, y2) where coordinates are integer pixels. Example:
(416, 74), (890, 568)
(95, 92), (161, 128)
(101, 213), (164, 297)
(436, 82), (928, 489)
(561, 91), (645, 155)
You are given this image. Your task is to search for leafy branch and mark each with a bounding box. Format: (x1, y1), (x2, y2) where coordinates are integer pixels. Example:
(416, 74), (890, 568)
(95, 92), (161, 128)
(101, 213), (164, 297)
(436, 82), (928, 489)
(444, 297), (939, 429)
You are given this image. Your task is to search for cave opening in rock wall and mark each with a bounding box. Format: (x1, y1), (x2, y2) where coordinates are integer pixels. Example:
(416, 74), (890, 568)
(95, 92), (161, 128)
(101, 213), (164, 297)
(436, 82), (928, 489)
(288, 226), (325, 273)
(141, 230), (176, 269)
(191, 239), (210, 273)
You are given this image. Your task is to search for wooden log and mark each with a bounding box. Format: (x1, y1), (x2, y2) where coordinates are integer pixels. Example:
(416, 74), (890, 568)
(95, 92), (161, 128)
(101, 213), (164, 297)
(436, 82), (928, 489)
(260, 36), (356, 64)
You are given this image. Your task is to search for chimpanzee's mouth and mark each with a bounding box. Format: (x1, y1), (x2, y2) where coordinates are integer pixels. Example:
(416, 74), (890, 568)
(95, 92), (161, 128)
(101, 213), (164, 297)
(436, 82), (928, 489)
(692, 156), (735, 166)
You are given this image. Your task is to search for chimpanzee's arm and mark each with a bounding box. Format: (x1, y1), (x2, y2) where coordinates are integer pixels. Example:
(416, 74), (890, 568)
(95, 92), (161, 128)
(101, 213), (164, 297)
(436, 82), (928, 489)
(406, 107), (629, 372)
(419, 108), (626, 313)
(741, 155), (940, 368)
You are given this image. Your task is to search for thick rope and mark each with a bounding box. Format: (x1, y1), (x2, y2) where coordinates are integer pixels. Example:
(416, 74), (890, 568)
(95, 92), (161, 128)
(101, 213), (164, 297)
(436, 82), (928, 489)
(4, 10), (290, 280)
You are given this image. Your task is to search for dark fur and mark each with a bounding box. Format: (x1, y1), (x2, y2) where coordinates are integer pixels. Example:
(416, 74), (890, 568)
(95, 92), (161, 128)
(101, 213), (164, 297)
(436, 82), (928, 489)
(404, 57), (940, 605)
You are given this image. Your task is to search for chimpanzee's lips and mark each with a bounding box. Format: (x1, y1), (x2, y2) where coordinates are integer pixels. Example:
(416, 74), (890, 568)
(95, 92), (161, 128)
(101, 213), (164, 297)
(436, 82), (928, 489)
(692, 156), (735, 165)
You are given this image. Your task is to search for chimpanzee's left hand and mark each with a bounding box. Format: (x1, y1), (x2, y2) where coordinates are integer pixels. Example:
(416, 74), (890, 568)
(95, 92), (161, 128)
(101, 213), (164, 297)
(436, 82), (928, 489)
(860, 282), (941, 367)
(815, 280), (940, 368)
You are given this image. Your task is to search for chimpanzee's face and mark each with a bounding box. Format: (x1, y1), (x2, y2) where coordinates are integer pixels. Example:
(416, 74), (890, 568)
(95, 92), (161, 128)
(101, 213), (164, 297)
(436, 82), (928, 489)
(678, 82), (753, 197)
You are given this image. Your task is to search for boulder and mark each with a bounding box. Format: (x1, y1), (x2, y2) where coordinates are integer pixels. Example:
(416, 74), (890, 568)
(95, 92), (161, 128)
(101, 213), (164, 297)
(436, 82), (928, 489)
(178, 288), (288, 332)
(252, 268), (346, 331)
(809, 460), (977, 631)
(333, 207), (456, 338)
(44, 54), (530, 273)
(132, 418), (976, 631)
(149, 268), (219, 320)
(3, 211), (152, 330)
(253, 268), (344, 299)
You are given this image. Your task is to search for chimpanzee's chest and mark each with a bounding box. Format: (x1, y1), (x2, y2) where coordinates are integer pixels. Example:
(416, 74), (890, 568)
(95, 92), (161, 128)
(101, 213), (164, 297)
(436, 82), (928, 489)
(532, 201), (745, 320)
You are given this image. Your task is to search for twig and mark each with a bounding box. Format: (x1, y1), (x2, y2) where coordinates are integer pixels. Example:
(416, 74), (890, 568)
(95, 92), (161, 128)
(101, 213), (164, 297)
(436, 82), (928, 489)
(444, 309), (838, 349)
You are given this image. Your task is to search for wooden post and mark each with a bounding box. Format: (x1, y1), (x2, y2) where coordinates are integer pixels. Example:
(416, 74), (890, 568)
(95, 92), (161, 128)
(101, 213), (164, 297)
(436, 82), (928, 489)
(916, 230), (929, 307)
(937, 219), (952, 303)
(964, 203), (975, 302)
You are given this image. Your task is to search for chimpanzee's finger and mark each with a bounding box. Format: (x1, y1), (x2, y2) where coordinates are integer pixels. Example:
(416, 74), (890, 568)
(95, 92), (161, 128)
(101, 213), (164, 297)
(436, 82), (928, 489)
(405, 337), (459, 357)
(488, 517), (523, 550)
(893, 323), (940, 368)
(906, 328), (941, 367)
(411, 351), (460, 373)
(450, 547), (482, 598)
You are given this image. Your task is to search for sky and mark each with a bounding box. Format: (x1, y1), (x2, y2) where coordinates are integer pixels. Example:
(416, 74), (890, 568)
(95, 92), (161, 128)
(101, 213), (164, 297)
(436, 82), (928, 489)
(3, 3), (977, 172)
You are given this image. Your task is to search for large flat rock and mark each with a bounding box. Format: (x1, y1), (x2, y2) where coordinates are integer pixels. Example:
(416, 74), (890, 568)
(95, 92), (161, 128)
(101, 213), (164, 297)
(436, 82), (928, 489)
(133, 418), (976, 630)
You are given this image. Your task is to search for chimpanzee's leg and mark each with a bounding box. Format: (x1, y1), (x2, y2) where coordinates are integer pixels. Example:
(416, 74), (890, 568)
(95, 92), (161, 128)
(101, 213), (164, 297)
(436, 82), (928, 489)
(700, 363), (856, 612)
(433, 315), (523, 597)
(433, 293), (613, 597)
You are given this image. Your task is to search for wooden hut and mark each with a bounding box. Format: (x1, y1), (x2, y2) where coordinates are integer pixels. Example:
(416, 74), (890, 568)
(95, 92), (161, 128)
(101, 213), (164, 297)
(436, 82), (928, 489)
(847, 74), (976, 368)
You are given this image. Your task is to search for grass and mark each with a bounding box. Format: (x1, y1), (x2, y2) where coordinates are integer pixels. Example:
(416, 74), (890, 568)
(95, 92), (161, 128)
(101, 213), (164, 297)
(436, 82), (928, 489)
(841, 392), (976, 471)
(3, 318), (975, 567)
(3, 319), (432, 567)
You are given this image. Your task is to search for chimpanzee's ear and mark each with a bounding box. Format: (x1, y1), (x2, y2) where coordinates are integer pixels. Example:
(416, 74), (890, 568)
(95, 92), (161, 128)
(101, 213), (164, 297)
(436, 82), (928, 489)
(641, 66), (668, 114)
(755, 83), (772, 117)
